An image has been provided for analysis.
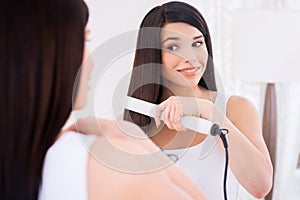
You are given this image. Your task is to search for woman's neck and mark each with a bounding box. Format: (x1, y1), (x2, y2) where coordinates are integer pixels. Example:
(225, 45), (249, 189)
(161, 83), (211, 101)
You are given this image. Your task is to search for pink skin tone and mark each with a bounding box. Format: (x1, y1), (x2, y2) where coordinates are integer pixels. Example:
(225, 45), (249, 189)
(73, 30), (94, 110)
(153, 22), (273, 198)
(155, 22), (208, 130)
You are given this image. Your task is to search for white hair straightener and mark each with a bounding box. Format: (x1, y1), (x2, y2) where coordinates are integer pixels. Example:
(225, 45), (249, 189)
(125, 96), (229, 200)
(125, 96), (222, 136)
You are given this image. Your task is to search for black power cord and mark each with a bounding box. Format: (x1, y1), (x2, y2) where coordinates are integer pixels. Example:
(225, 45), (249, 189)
(211, 124), (229, 200)
(164, 123), (230, 200)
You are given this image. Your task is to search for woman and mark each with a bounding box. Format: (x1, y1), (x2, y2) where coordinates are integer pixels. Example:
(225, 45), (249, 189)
(0, 0), (87, 199)
(0, 0), (205, 199)
(124, 1), (273, 199)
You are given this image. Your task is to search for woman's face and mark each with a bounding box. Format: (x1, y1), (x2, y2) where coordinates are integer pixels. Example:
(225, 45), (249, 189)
(161, 22), (208, 87)
(73, 29), (93, 110)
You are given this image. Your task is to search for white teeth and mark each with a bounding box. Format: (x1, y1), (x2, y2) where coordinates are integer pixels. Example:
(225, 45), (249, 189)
(180, 67), (199, 73)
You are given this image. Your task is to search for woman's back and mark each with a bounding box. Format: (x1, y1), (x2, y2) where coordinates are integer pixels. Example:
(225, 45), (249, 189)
(39, 131), (95, 200)
(39, 119), (206, 200)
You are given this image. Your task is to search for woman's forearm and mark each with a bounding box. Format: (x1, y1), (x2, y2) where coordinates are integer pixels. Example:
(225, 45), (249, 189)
(223, 119), (273, 198)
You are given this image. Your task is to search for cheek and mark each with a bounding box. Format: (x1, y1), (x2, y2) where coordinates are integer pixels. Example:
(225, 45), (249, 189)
(162, 51), (180, 68)
(81, 47), (94, 82)
(199, 47), (209, 64)
(204, 51), (208, 63)
(83, 46), (88, 61)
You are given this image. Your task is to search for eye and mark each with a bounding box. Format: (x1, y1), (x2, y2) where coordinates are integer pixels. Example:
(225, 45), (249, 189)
(192, 41), (202, 47)
(167, 45), (179, 51)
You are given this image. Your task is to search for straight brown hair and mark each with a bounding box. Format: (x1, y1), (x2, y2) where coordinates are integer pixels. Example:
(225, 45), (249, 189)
(124, 1), (217, 131)
(0, 0), (88, 199)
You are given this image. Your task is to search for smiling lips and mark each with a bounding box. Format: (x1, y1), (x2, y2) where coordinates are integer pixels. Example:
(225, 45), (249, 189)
(177, 66), (201, 75)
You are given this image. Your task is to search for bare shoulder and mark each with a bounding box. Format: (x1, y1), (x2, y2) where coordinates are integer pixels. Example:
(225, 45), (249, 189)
(97, 119), (147, 138)
(86, 119), (205, 199)
(227, 95), (256, 109)
(225, 95), (263, 141)
(226, 95), (259, 121)
(95, 119), (159, 153)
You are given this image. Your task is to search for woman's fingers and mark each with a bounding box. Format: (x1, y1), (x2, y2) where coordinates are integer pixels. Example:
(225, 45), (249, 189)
(66, 123), (77, 132)
(154, 106), (163, 128)
(174, 104), (183, 131)
(158, 96), (184, 131)
(164, 103), (172, 129)
(169, 103), (181, 131)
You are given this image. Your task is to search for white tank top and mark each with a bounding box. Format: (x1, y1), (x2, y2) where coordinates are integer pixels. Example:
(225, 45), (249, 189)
(163, 94), (241, 200)
(38, 131), (96, 200)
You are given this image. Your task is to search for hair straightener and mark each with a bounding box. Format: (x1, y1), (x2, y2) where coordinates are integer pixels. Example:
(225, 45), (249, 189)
(125, 96), (222, 136)
(125, 96), (229, 200)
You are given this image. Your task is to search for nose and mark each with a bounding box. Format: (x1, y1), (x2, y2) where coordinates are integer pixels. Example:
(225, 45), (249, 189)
(179, 46), (199, 65)
(184, 54), (199, 66)
(185, 58), (197, 64)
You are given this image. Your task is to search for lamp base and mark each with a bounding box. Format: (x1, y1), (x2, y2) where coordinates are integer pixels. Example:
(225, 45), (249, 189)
(263, 83), (277, 200)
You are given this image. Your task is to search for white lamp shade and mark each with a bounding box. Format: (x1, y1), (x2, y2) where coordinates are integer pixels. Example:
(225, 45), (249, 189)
(231, 9), (300, 83)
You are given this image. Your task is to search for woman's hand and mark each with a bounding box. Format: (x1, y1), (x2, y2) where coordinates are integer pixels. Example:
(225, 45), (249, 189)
(154, 96), (217, 131)
(154, 96), (184, 131)
(66, 117), (101, 134)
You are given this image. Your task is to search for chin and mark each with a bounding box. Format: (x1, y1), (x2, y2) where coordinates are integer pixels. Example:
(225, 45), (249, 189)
(187, 78), (201, 88)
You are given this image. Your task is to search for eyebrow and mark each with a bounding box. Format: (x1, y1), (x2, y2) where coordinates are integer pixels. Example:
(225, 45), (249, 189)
(193, 35), (204, 40)
(161, 37), (180, 44)
(161, 35), (204, 44)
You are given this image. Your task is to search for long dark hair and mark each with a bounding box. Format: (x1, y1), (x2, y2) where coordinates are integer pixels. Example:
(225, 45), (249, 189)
(124, 1), (216, 131)
(0, 0), (88, 199)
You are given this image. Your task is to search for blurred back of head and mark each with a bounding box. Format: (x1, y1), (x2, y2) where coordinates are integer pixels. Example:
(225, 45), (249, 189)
(0, 0), (88, 199)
